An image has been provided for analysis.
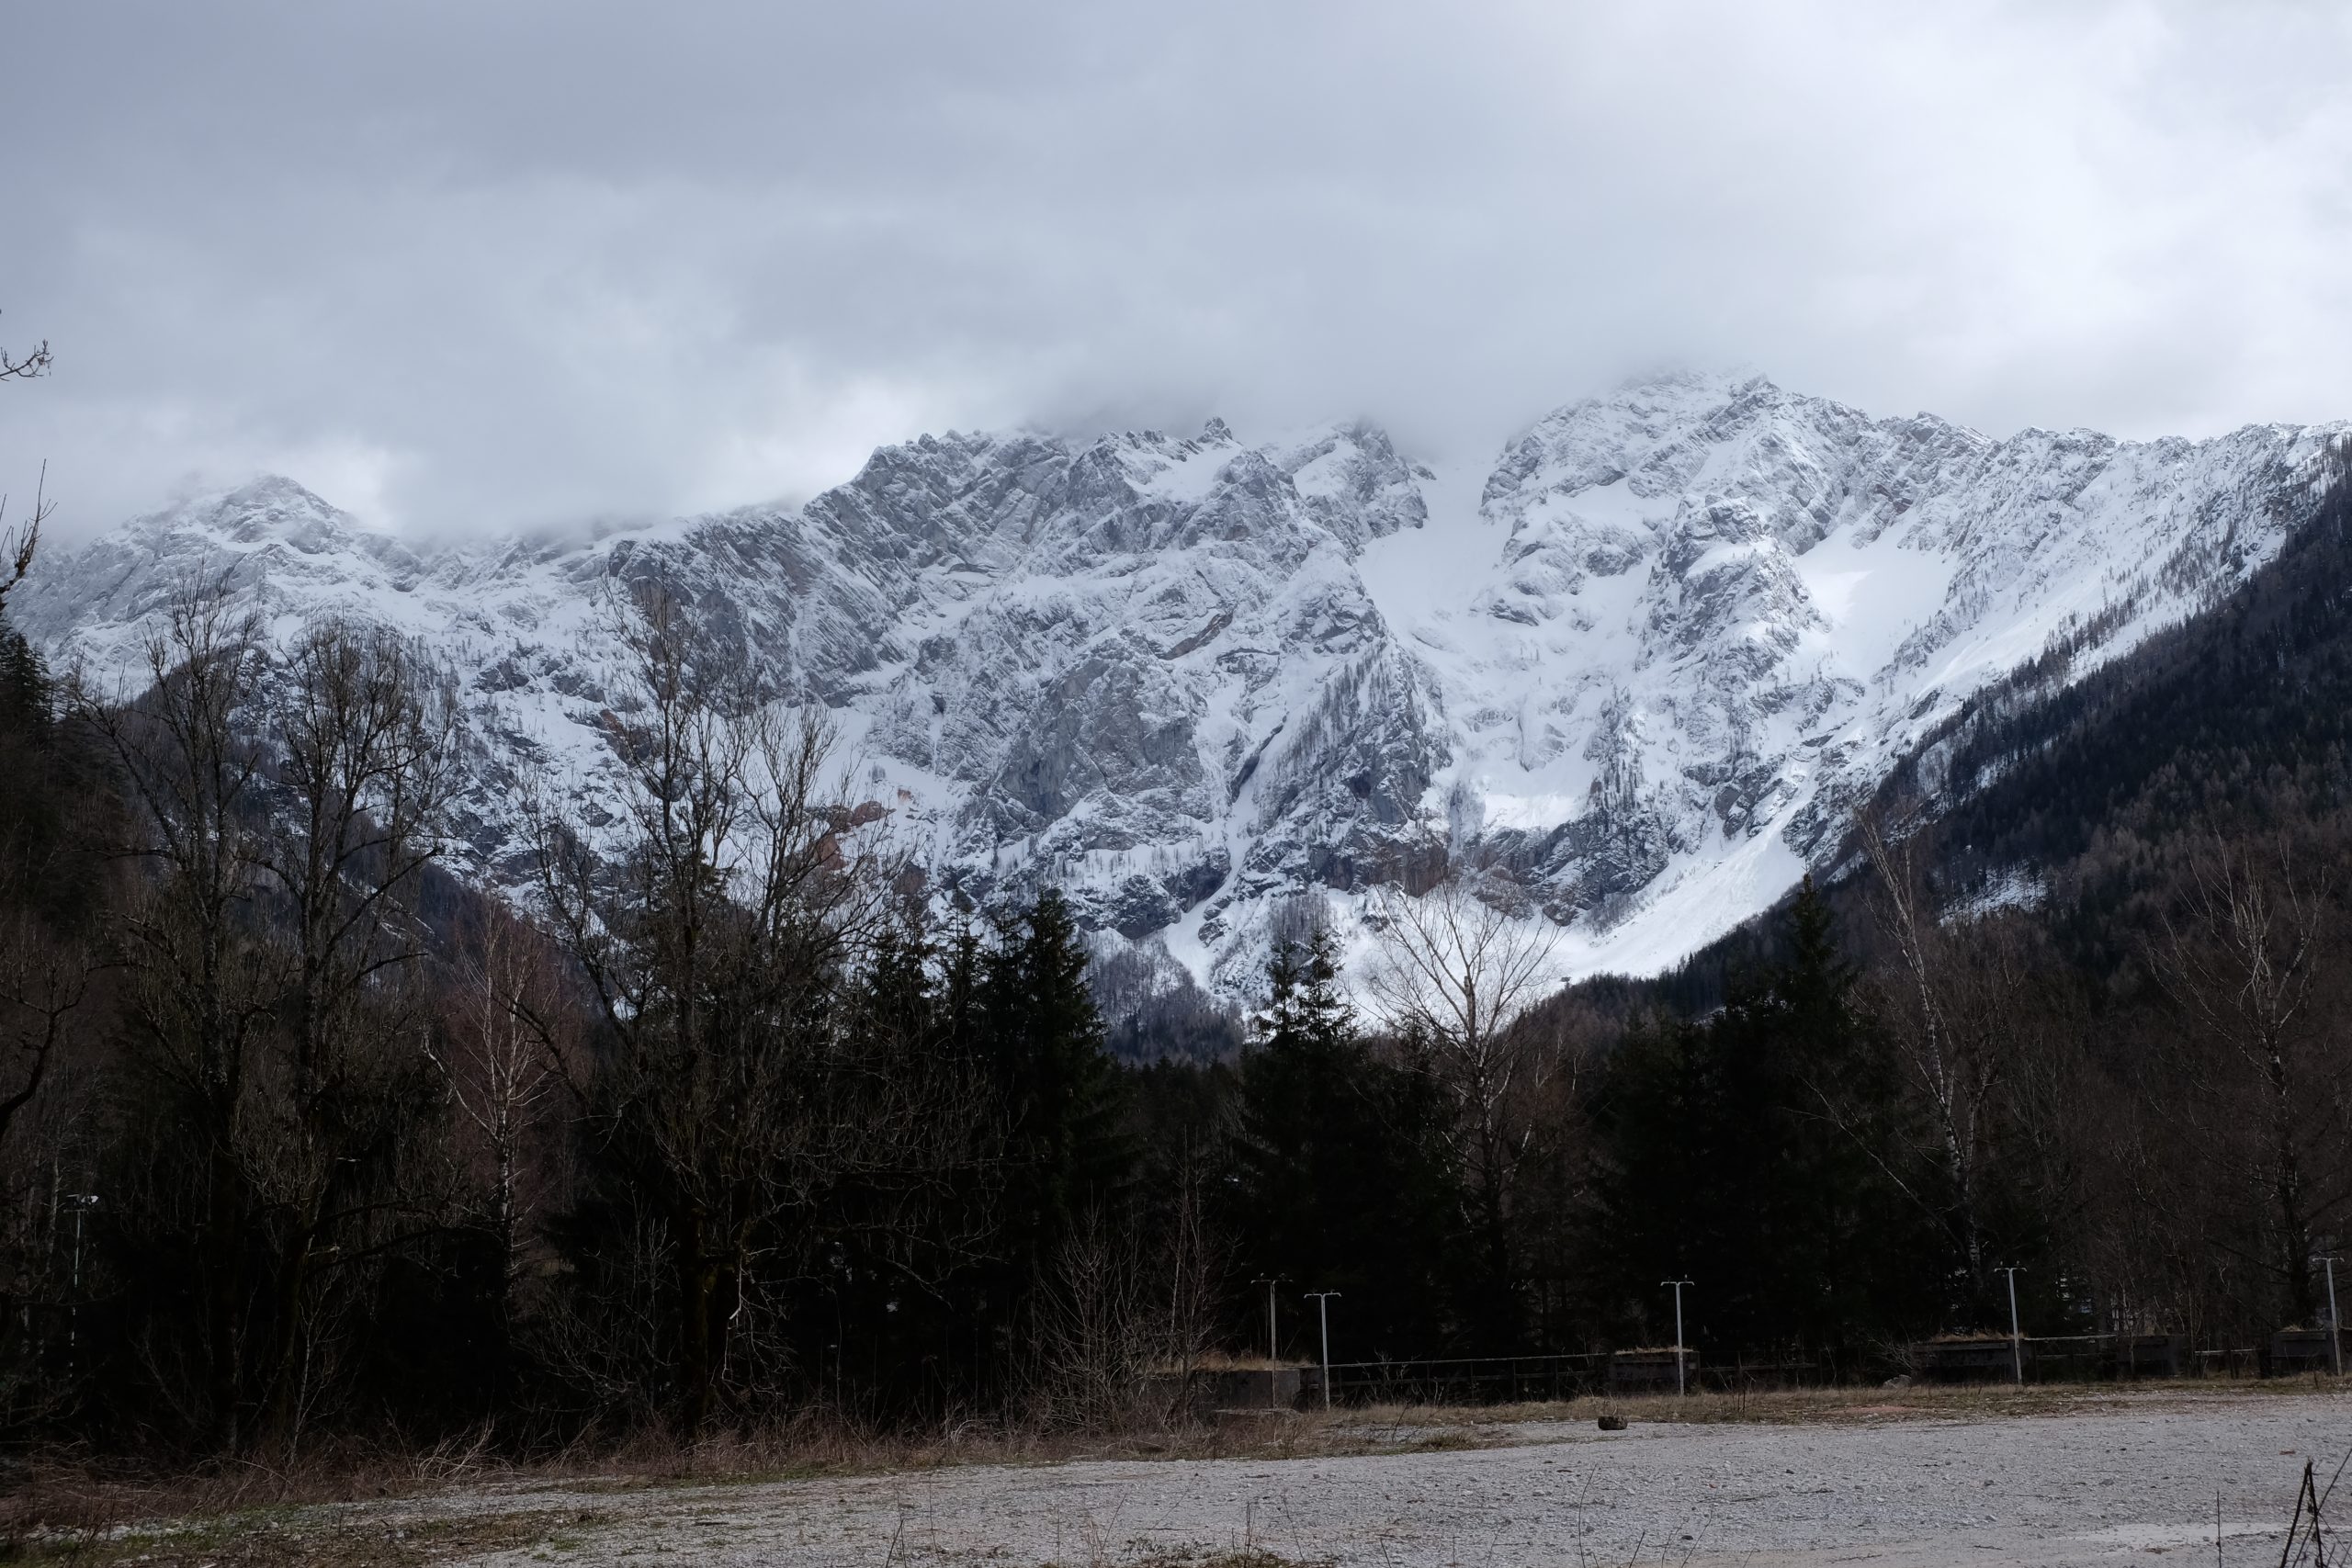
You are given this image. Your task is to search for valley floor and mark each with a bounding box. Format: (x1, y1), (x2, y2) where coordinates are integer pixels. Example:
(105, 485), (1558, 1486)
(39, 1385), (2352, 1567)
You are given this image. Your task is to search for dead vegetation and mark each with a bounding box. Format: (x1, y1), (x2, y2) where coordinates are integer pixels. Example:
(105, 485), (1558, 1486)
(0, 1416), (1444, 1562)
(2, 1504), (611, 1567)
(6, 1377), (2345, 1562)
(1360, 1376), (2328, 1428)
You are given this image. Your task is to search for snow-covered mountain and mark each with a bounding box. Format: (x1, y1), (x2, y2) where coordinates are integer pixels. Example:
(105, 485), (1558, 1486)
(17, 371), (2336, 998)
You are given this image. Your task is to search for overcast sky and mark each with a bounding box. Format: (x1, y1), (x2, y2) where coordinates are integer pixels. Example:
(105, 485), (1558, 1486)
(6, 1), (2352, 541)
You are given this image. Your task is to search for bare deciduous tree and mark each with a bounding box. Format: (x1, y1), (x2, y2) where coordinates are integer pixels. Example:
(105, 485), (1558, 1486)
(0, 463), (49, 618)
(0, 314), (54, 613)
(428, 900), (565, 1346)
(0, 918), (99, 1427)
(79, 585), (459, 1450)
(244, 617), (458, 1443)
(2147, 833), (2335, 1323)
(1856, 810), (2029, 1301)
(532, 591), (899, 1432)
(1025, 1160), (1224, 1432)
(77, 579), (276, 1446)
(0, 918), (86, 1148)
(1365, 873), (1559, 1325)
(0, 321), (48, 383)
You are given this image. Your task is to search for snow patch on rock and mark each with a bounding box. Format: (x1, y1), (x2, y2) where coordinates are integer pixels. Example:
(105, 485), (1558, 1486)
(19, 375), (2337, 999)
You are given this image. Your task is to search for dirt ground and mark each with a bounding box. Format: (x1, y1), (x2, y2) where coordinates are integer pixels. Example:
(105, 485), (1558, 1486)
(28, 1386), (2352, 1566)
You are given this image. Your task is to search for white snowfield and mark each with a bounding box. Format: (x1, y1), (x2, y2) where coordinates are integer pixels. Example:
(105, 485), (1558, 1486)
(18, 371), (2339, 998)
(276, 1391), (2352, 1566)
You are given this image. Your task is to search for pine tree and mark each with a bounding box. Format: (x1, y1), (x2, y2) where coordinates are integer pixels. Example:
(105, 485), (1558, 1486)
(858, 902), (940, 1055)
(1594, 878), (1928, 1367)
(1227, 927), (1454, 1359)
(1751, 876), (1928, 1356)
(981, 888), (1127, 1292)
(0, 621), (45, 731)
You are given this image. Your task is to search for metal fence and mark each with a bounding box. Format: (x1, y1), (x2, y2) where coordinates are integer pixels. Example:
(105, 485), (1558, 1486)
(1324, 1351), (1608, 1405)
(1316, 1330), (2323, 1406)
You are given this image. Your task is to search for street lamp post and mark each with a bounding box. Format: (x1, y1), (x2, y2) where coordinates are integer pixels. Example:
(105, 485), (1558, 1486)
(64, 1194), (97, 1361)
(1305, 1292), (1340, 1410)
(2312, 1253), (2344, 1376)
(1996, 1266), (2026, 1385)
(1660, 1280), (1693, 1396)
(1250, 1276), (1284, 1364)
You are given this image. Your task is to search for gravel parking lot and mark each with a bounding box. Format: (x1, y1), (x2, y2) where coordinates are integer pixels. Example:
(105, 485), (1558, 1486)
(69, 1389), (2352, 1566)
(322, 1389), (2351, 1567)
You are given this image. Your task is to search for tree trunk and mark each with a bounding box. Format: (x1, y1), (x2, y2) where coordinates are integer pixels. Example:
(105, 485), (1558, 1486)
(675, 1210), (718, 1434)
(203, 1138), (243, 1450)
(2270, 1047), (2315, 1322)
(493, 1132), (518, 1362)
(253, 1187), (325, 1451)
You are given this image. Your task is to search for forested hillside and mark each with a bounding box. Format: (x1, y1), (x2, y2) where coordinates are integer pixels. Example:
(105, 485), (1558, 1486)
(6, 446), (2352, 1460)
(1531, 436), (2352, 1358)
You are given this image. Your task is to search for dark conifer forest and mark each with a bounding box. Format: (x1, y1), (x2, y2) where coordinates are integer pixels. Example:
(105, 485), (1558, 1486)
(7, 449), (2352, 1459)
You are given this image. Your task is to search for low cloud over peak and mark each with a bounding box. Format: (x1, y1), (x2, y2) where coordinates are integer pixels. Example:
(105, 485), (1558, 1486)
(8, 1), (2352, 541)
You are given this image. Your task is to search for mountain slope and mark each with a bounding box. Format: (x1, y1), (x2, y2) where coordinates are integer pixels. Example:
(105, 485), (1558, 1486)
(1869, 438), (2352, 949)
(1536, 433), (2352, 1037)
(17, 372), (2336, 998)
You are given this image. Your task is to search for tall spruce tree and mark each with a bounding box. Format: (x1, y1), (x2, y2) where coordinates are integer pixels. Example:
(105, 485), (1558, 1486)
(981, 888), (1127, 1299)
(1228, 928), (1454, 1359)
(1596, 879), (1928, 1367)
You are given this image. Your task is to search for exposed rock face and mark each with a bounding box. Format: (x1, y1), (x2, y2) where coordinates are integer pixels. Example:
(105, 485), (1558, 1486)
(18, 372), (2336, 996)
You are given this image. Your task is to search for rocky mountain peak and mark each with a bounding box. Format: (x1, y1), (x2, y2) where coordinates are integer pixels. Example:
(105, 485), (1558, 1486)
(17, 382), (2342, 1000)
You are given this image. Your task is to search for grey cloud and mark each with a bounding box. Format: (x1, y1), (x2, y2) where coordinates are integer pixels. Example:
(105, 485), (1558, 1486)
(6, 0), (2352, 540)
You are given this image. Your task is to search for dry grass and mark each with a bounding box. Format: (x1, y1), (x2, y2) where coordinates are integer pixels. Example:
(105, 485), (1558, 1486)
(0, 1502), (615, 1566)
(1126, 1553), (1335, 1568)
(1171, 1353), (1310, 1372)
(0, 1414), (1464, 1562)
(1348, 1372), (2352, 1431)
(5, 1376), (2345, 1562)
